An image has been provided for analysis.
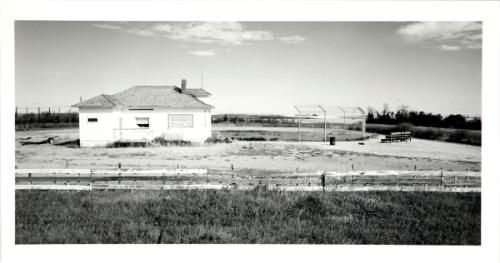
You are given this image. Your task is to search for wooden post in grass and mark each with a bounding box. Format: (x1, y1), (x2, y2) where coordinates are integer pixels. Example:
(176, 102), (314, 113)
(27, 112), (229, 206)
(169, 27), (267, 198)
(414, 165), (417, 171)
(28, 172), (32, 185)
(351, 164), (354, 170)
(320, 171), (326, 192)
(440, 169), (444, 189)
(118, 162), (121, 169)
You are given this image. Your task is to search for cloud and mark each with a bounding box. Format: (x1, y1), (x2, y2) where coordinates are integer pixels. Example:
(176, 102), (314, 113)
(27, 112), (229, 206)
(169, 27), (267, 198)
(92, 22), (306, 46)
(188, 50), (216, 57)
(152, 22), (274, 45)
(397, 22), (482, 50)
(280, 35), (306, 44)
(440, 45), (461, 51)
(92, 24), (122, 30)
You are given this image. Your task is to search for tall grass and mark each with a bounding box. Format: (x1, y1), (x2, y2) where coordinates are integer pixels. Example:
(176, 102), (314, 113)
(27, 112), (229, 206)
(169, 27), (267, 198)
(16, 189), (480, 244)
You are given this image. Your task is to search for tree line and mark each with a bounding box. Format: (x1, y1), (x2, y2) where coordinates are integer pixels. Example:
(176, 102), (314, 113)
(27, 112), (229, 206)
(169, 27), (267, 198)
(366, 104), (481, 130)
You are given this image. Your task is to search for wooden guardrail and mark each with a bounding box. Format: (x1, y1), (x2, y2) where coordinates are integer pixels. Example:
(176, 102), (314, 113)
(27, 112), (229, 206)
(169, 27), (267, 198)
(15, 168), (208, 185)
(15, 169), (480, 192)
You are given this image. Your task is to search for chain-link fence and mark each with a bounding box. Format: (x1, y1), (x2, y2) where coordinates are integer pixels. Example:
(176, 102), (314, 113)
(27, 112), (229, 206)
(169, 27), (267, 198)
(15, 106), (79, 129)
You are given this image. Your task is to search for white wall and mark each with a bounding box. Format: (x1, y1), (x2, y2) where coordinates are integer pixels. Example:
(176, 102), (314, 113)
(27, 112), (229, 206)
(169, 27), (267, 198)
(79, 107), (117, 147)
(79, 107), (212, 147)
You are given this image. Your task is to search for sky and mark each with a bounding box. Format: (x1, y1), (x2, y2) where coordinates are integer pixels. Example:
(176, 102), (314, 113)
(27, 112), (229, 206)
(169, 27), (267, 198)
(15, 21), (482, 117)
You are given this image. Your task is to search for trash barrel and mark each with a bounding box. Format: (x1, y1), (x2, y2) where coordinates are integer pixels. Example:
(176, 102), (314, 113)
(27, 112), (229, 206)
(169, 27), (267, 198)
(329, 136), (336, 146)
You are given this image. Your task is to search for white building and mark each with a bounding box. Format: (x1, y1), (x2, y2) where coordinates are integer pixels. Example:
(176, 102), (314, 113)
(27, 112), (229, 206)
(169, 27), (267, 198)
(73, 80), (213, 147)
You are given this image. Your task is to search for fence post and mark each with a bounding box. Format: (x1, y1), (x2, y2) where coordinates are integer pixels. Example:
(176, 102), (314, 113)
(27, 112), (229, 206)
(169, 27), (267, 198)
(320, 171), (326, 192)
(37, 107), (40, 122)
(440, 169), (444, 189)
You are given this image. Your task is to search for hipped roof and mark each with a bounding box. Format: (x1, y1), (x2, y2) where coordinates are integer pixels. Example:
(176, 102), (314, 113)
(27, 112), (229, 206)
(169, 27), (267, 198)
(73, 86), (213, 109)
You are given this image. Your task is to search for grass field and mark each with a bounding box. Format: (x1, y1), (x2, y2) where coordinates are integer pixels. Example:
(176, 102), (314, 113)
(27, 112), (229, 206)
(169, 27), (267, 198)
(16, 189), (480, 244)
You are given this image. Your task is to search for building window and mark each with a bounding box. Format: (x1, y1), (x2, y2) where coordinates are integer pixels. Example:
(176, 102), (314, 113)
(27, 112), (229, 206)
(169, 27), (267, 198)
(88, 118), (98, 123)
(169, 114), (193, 128)
(136, 117), (150, 128)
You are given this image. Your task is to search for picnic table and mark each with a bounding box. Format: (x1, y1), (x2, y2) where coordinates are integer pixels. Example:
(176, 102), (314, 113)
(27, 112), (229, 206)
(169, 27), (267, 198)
(381, 131), (411, 143)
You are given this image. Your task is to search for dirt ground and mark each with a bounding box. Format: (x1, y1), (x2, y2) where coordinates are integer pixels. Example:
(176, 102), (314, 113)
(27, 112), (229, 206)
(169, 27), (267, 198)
(15, 128), (481, 173)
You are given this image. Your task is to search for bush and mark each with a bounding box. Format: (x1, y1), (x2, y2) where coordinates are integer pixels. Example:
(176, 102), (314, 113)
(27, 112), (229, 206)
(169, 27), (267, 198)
(152, 137), (191, 146)
(106, 141), (149, 148)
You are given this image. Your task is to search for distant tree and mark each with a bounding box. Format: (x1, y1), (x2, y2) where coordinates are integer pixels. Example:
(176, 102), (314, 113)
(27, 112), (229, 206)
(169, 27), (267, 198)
(395, 105), (410, 123)
(443, 114), (467, 129)
(366, 106), (376, 123)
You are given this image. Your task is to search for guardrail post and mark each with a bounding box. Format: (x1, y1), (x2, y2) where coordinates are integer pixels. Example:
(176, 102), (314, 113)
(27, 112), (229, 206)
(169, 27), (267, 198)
(440, 169), (444, 190)
(320, 171), (326, 192)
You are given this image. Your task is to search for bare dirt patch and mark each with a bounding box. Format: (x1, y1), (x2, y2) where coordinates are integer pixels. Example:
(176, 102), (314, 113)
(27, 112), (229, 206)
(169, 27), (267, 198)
(16, 128), (481, 173)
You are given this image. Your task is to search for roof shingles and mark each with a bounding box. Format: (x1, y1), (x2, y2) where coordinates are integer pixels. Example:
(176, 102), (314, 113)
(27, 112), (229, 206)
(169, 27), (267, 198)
(73, 86), (213, 109)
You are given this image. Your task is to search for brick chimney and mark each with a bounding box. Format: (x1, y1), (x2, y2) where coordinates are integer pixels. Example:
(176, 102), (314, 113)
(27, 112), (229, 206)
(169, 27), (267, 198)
(181, 79), (187, 93)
